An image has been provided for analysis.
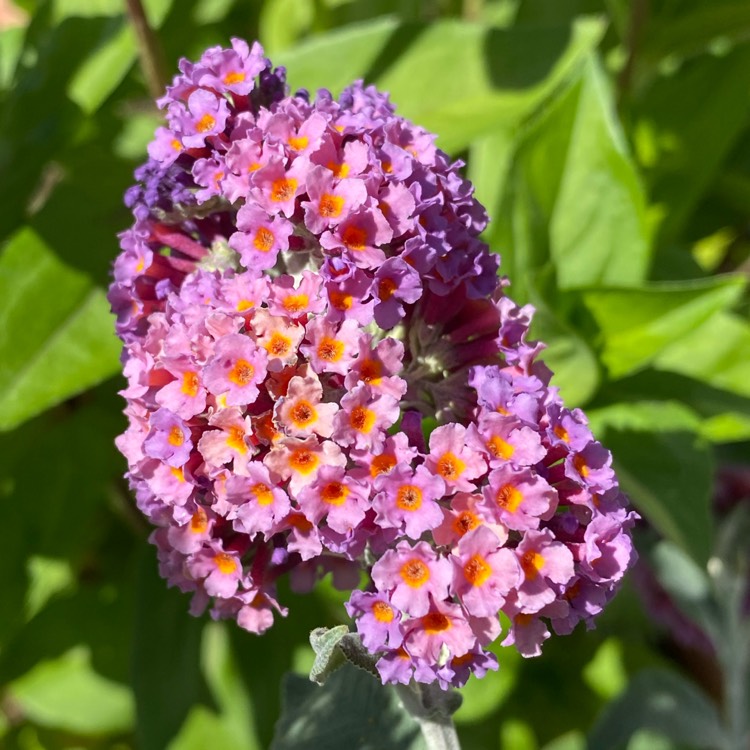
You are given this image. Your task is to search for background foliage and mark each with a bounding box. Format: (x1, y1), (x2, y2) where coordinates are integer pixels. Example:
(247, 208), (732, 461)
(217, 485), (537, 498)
(1, 0), (749, 748)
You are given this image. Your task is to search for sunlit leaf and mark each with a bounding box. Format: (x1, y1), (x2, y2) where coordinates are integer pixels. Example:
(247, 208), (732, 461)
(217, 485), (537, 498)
(583, 275), (745, 378)
(0, 228), (120, 431)
(9, 646), (134, 735)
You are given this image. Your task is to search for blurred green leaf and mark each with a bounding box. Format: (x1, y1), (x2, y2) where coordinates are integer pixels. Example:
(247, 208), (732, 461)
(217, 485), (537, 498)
(587, 400), (703, 436)
(495, 55), (650, 296)
(603, 427), (714, 564)
(635, 43), (750, 247)
(588, 669), (726, 750)
(198, 622), (260, 750)
(375, 17), (606, 153)
(654, 312), (750, 398)
(582, 638), (627, 700)
(133, 551), (207, 750)
(281, 17), (605, 153)
(583, 275), (745, 378)
(454, 645), (520, 724)
(0, 26), (25, 91)
(67, 21), (136, 114)
(279, 16), (401, 97)
(0, 228), (120, 431)
(260, 0), (314, 55)
(529, 291), (600, 407)
(8, 646), (134, 735)
(648, 540), (720, 645)
(271, 664), (424, 750)
(641, 3), (750, 63)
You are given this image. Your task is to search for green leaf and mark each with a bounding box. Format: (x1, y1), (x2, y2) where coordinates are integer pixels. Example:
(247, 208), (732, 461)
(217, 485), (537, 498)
(582, 275), (745, 378)
(528, 289), (600, 407)
(635, 43), (750, 247)
(281, 17), (605, 152)
(582, 638), (627, 700)
(0, 26), (25, 91)
(308, 625), (349, 685)
(495, 55), (650, 294)
(0, 228), (121, 431)
(67, 21), (136, 114)
(133, 550), (207, 750)
(641, 3), (750, 63)
(648, 541), (720, 646)
(602, 427), (714, 564)
(259, 0), (314, 55)
(271, 665), (424, 750)
(454, 643), (520, 725)
(199, 622), (260, 750)
(279, 17), (401, 99)
(374, 17), (606, 154)
(8, 646), (135, 735)
(654, 312), (750, 398)
(587, 401), (703, 436)
(588, 669), (727, 750)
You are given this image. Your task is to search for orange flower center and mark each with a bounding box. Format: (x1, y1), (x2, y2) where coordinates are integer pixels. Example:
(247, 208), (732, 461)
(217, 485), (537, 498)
(396, 485), (422, 512)
(400, 559), (430, 588)
(487, 436), (514, 460)
(251, 482), (274, 506)
(271, 177), (297, 202)
(319, 193), (345, 218)
(372, 601), (394, 623)
(229, 359), (255, 386)
(254, 227), (275, 252)
(452, 510), (480, 537)
(342, 225), (367, 251)
(214, 552), (238, 574)
(283, 294), (309, 314)
(378, 278), (397, 302)
(317, 337), (344, 362)
(520, 550), (545, 580)
(370, 454), (396, 477)
(436, 452), (466, 481)
(350, 405), (376, 433)
(463, 554), (492, 586)
(421, 612), (451, 634)
(190, 508), (208, 533)
(321, 481), (348, 505)
(196, 113), (216, 133)
(181, 371), (199, 397)
(168, 425), (184, 447)
(290, 400), (316, 428)
(289, 448), (319, 475)
(496, 483), (523, 513)
(265, 331), (292, 358)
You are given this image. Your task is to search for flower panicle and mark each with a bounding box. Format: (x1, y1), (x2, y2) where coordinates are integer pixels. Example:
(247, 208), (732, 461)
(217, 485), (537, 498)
(110, 38), (637, 690)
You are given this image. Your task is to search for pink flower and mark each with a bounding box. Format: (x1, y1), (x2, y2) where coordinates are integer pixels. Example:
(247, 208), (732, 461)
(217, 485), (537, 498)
(203, 333), (268, 406)
(371, 541), (452, 617)
(450, 526), (520, 617)
(424, 424), (487, 494)
(372, 465), (445, 539)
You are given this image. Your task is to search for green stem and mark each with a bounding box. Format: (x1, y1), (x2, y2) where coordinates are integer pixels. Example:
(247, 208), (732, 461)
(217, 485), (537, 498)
(124, 0), (167, 99)
(395, 683), (461, 750)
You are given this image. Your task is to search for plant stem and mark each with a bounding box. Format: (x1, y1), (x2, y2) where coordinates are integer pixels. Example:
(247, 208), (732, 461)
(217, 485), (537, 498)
(395, 683), (461, 750)
(124, 0), (167, 99)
